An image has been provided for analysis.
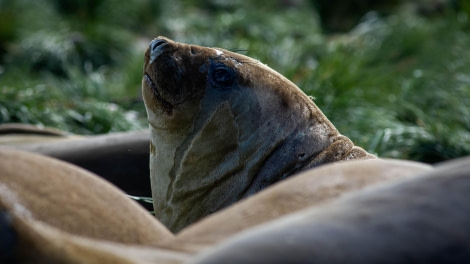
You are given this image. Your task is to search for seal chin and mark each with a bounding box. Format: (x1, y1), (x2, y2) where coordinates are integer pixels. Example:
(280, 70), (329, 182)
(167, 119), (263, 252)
(143, 37), (179, 115)
(142, 37), (208, 118)
(143, 72), (173, 115)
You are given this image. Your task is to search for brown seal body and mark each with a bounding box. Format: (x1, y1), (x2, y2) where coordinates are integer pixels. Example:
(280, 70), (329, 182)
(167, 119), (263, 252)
(142, 37), (375, 232)
(172, 159), (431, 250)
(2, 129), (152, 198)
(0, 149), (172, 245)
(189, 157), (470, 264)
(0, 149), (188, 263)
(0, 123), (82, 146)
(0, 124), (152, 199)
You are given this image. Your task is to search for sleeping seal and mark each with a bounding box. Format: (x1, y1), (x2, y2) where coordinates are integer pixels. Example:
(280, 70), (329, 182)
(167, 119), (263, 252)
(172, 159), (431, 249)
(0, 149), (188, 263)
(189, 156), (470, 264)
(142, 36), (375, 232)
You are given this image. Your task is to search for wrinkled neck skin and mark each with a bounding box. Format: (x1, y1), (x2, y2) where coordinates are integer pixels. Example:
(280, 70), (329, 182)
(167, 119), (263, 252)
(144, 38), (375, 233)
(148, 84), (373, 233)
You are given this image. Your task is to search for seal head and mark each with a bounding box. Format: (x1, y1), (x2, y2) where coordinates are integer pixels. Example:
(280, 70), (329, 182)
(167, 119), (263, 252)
(142, 36), (374, 232)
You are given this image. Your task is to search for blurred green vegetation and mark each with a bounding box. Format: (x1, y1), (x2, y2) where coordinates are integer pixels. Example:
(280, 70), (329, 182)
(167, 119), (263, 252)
(0, 0), (469, 163)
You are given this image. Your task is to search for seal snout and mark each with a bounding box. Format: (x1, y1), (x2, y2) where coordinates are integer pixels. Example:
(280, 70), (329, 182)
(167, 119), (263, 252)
(149, 38), (169, 64)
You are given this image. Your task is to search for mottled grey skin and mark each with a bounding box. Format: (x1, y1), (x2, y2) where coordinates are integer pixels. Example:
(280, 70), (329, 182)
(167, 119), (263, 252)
(142, 37), (375, 232)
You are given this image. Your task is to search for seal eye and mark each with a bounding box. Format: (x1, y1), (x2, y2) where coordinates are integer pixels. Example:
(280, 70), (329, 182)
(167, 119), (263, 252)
(210, 66), (235, 88)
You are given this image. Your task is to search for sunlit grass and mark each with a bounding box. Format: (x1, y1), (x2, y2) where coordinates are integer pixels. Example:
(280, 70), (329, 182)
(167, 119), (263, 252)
(0, 0), (469, 163)
(127, 195), (155, 215)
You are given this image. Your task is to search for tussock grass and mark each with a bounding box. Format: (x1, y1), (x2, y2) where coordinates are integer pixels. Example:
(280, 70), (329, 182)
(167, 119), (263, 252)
(0, 0), (469, 163)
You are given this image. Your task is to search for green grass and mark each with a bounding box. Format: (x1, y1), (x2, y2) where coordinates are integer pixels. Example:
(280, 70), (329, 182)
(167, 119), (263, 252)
(0, 0), (469, 163)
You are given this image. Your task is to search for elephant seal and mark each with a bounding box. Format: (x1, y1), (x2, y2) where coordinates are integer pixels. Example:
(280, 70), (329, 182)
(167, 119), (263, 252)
(142, 36), (375, 232)
(0, 123), (81, 146)
(0, 149), (172, 248)
(8, 211), (189, 264)
(0, 149), (196, 263)
(172, 159), (431, 250)
(2, 130), (152, 198)
(189, 156), (470, 264)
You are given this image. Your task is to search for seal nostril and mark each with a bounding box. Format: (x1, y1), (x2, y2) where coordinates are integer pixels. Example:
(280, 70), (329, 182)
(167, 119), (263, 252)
(149, 38), (168, 64)
(151, 39), (167, 51)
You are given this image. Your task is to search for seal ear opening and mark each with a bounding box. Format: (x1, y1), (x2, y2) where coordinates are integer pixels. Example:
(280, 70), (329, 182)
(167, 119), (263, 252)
(213, 68), (234, 86)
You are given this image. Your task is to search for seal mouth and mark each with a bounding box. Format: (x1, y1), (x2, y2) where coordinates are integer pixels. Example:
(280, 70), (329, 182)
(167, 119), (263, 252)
(143, 37), (182, 115)
(144, 72), (173, 115)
